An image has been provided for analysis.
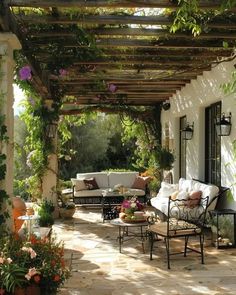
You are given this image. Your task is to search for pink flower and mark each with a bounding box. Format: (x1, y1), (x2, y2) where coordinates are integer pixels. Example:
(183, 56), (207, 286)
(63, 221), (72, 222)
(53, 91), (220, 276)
(108, 83), (117, 93)
(25, 267), (39, 280)
(21, 246), (37, 259)
(19, 65), (32, 80)
(59, 69), (68, 77)
(0, 257), (4, 264)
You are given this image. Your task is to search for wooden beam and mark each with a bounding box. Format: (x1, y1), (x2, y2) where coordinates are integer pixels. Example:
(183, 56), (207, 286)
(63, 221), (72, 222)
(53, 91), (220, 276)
(19, 14), (236, 29)
(7, 0), (229, 9)
(30, 28), (236, 40)
(39, 38), (233, 49)
(59, 80), (188, 85)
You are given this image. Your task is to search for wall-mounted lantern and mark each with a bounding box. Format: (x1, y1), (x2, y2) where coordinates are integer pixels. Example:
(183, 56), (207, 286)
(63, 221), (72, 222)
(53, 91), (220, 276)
(181, 122), (194, 140)
(215, 112), (232, 136)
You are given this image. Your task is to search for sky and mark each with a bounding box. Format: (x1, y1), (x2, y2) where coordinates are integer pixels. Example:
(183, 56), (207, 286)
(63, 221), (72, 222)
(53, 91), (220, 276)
(13, 84), (25, 115)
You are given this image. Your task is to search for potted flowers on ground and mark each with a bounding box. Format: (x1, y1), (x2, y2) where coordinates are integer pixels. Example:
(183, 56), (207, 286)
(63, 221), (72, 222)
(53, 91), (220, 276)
(0, 233), (71, 295)
(57, 194), (76, 219)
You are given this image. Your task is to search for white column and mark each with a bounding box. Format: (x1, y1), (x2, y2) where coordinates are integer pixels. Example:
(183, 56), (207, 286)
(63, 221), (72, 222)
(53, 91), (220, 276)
(0, 33), (21, 229)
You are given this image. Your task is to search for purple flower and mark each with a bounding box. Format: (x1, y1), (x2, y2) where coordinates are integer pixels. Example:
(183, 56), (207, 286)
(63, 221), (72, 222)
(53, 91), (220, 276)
(19, 65), (32, 80)
(59, 69), (68, 77)
(108, 83), (117, 93)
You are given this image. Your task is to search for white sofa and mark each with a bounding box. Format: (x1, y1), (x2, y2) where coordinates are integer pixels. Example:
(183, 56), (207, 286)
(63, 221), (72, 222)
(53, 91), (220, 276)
(71, 171), (147, 205)
(151, 178), (220, 220)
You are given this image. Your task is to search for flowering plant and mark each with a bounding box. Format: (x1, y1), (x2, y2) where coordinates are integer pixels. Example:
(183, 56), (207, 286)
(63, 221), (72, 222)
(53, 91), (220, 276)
(121, 197), (144, 216)
(0, 234), (70, 295)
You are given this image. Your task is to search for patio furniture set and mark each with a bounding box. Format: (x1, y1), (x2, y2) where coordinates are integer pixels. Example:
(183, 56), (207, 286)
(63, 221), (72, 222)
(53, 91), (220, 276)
(70, 174), (232, 268)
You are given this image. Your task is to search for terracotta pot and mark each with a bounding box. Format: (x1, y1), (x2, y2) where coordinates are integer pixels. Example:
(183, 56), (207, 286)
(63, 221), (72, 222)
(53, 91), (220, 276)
(14, 285), (41, 295)
(12, 196), (26, 232)
(59, 207), (75, 218)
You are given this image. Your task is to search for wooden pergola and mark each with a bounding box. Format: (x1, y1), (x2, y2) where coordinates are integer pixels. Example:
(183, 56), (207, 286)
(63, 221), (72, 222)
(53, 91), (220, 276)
(1, 1), (236, 113)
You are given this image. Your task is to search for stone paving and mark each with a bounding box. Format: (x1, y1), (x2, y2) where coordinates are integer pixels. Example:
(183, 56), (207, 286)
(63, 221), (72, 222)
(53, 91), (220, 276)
(54, 207), (236, 295)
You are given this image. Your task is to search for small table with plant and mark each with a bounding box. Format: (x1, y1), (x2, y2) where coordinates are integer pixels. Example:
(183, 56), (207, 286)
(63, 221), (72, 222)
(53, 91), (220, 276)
(111, 196), (148, 253)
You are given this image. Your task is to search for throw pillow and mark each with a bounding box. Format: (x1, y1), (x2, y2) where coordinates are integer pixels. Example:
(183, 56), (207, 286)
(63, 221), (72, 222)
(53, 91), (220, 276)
(71, 178), (87, 191)
(158, 182), (179, 198)
(83, 178), (99, 190)
(132, 176), (151, 190)
(170, 190), (179, 200)
(176, 191), (189, 200)
(186, 190), (202, 208)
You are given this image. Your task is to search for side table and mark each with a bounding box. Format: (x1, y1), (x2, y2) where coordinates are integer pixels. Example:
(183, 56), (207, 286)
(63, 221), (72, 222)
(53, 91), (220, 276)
(110, 218), (148, 253)
(210, 209), (236, 249)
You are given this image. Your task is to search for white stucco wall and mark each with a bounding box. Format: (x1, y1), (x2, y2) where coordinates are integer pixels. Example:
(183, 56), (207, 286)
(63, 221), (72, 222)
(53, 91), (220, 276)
(162, 59), (236, 208)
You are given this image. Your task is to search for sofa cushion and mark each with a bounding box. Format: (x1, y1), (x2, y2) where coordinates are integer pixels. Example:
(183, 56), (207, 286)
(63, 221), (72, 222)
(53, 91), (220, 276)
(76, 172), (109, 188)
(84, 178), (99, 190)
(157, 181), (179, 198)
(108, 171), (138, 188)
(132, 176), (150, 190)
(179, 178), (193, 192)
(71, 178), (87, 191)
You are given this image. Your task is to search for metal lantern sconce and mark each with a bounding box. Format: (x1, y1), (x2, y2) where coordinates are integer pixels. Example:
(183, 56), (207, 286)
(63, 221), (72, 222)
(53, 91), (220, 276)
(46, 122), (58, 138)
(215, 112), (232, 136)
(182, 122), (194, 140)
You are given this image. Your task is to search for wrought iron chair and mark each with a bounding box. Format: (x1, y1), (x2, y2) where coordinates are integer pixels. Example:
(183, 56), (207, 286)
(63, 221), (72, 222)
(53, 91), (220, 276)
(148, 195), (209, 269)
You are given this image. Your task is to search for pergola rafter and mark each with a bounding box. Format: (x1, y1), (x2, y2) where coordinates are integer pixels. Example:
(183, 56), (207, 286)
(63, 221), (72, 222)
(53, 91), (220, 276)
(1, 0), (236, 108)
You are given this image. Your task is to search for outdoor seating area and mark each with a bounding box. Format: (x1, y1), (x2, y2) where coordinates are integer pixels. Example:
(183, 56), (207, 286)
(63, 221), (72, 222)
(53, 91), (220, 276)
(1, 1), (236, 294)
(56, 207), (236, 295)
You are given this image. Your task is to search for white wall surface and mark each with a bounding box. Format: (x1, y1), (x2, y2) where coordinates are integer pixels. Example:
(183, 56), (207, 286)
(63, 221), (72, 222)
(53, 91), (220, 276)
(162, 60), (236, 208)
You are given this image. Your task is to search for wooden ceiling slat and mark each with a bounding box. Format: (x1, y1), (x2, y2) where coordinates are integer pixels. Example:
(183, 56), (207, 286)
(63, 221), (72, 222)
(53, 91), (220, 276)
(18, 14), (236, 29)
(30, 28), (236, 40)
(7, 0), (228, 9)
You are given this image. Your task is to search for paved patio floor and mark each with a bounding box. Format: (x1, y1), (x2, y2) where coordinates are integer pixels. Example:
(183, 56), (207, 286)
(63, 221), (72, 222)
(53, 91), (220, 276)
(54, 207), (236, 295)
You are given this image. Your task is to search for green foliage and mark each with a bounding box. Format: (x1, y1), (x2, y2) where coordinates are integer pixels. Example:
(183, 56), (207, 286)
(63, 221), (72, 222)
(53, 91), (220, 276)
(221, 70), (236, 95)
(0, 262), (27, 293)
(155, 147), (175, 171)
(170, 0), (236, 37)
(38, 200), (55, 227)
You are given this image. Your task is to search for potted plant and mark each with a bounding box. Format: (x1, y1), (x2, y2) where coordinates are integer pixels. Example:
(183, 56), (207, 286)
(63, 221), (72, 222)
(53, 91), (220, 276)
(38, 200), (55, 227)
(0, 233), (71, 295)
(58, 194), (76, 219)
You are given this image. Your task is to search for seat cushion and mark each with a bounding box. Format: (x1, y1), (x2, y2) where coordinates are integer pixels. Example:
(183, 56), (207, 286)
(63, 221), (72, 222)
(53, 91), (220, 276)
(149, 220), (201, 237)
(74, 189), (105, 197)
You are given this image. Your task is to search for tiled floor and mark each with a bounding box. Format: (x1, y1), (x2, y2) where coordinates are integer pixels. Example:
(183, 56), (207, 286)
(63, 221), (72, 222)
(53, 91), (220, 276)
(54, 207), (236, 295)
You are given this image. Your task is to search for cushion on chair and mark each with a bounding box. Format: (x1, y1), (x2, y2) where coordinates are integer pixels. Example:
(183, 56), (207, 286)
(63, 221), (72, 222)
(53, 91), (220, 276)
(83, 178), (99, 190)
(71, 178), (87, 191)
(185, 191), (202, 208)
(132, 176), (151, 190)
(149, 220), (201, 237)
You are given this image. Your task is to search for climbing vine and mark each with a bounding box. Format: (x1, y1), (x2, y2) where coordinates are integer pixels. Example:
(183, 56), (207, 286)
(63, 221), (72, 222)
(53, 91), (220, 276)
(170, 0), (236, 36)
